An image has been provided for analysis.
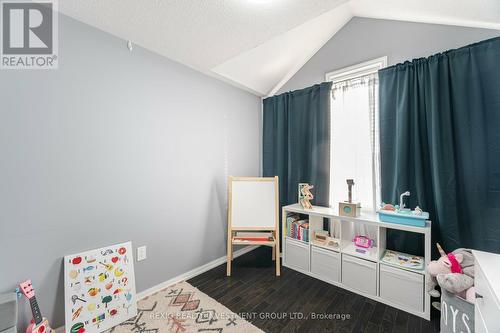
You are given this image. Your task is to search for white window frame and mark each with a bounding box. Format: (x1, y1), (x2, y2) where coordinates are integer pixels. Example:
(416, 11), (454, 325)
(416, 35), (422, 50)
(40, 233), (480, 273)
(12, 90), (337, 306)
(325, 56), (387, 83)
(326, 56), (387, 212)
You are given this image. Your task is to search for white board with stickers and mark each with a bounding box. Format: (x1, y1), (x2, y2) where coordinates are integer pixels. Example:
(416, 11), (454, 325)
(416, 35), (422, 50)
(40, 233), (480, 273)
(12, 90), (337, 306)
(64, 241), (137, 333)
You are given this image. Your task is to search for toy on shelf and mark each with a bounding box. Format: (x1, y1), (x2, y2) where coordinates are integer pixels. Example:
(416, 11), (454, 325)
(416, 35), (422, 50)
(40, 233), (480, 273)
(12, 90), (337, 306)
(314, 230), (328, 242)
(413, 206), (423, 216)
(426, 243), (475, 303)
(378, 191), (429, 227)
(313, 230), (340, 249)
(381, 249), (424, 271)
(325, 237), (340, 249)
(339, 179), (361, 217)
(353, 235), (374, 254)
(381, 203), (396, 211)
(298, 183), (314, 209)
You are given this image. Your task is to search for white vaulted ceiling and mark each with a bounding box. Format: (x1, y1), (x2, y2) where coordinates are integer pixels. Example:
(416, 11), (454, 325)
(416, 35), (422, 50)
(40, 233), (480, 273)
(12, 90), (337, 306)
(58, 0), (500, 96)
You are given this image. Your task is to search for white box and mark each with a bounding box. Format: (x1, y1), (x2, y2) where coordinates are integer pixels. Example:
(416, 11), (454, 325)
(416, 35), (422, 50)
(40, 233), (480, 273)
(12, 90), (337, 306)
(285, 238), (309, 272)
(311, 246), (340, 283)
(475, 261), (500, 333)
(341, 254), (377, 296)
(380, 264), (424, 312)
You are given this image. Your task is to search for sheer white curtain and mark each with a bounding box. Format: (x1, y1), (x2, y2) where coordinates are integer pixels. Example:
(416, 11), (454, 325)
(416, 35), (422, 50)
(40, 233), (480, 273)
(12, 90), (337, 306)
(329, 73), (380, 213)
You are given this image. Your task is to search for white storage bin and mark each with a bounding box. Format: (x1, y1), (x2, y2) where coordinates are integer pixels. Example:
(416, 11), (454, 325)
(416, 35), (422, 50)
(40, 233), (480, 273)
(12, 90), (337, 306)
(311, 246), (340, 283)
(475, 261), (500, 333)
(441, 290), (474, 333)
(342, 254), (377, 296)
(379, 264), (424, 312)
(285, 238), (309, 272)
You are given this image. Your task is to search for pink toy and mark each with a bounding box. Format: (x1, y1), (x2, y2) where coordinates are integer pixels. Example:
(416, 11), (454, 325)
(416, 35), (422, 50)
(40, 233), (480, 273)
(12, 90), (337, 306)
(446, 253), (463, 274)
(353, 235), (374, 248)
(381, 203), (396, 211)
(18, 280), (54, 333)
(353, 235), (375, 254)
(426, 243), (475, 303)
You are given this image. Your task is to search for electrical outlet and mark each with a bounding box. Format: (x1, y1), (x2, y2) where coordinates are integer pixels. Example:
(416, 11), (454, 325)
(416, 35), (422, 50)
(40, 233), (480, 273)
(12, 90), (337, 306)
(137, 246), (147, 261)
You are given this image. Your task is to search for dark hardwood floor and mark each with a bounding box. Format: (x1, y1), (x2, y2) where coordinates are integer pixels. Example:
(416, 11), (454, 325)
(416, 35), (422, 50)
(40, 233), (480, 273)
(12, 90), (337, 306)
(187, 247), (441, 333)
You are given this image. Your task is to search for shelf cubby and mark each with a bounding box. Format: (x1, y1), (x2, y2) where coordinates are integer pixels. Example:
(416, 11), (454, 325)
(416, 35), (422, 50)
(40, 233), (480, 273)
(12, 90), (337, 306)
(284, 212), (310, 243)
(340, 219), (379, 262)
(309, 216), (341, 252)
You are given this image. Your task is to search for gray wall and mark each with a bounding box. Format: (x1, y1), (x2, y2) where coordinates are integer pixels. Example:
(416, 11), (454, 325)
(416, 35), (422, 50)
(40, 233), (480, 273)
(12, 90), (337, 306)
(279, 17), (500, 93)
(0, 14), (261, 329)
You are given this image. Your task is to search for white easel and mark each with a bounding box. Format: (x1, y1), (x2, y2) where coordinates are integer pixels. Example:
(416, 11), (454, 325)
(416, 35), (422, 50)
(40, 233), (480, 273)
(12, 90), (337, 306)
(226, 176), (280, 276)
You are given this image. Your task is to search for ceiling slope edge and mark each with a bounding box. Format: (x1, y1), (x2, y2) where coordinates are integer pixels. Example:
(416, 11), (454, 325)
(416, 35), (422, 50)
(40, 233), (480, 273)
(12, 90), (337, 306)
(211, 4), (353, 97)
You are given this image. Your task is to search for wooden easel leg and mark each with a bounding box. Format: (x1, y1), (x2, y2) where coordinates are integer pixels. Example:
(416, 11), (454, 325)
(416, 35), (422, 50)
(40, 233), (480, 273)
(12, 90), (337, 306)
(226, 251), (232, 276)
(272, 245), (276, 261)
(275, 243), (280, 276)
(227, 231), (232, 276)
(275, 231), (280, 276)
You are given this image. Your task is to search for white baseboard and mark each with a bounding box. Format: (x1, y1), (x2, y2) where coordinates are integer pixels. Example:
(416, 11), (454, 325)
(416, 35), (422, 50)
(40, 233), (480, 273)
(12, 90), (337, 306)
(54, 245), (259, 332)
(136, 245), (259, 299)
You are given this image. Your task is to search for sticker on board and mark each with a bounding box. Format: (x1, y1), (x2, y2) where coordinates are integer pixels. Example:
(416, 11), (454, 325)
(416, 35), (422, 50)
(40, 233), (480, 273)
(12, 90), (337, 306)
(64, 241), (137, 333)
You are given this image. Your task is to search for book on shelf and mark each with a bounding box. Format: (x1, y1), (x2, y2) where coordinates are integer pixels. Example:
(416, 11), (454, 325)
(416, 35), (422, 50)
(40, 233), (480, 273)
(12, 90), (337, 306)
(286, 215), (309, 242)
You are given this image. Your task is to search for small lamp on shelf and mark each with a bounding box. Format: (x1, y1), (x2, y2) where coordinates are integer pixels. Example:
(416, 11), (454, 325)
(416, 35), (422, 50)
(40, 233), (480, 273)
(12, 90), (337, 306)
(339, 179), (361, 217)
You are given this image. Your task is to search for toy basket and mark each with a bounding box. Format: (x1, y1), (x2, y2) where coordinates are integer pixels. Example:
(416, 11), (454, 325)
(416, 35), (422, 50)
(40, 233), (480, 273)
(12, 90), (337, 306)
(440, 289), (474, 333)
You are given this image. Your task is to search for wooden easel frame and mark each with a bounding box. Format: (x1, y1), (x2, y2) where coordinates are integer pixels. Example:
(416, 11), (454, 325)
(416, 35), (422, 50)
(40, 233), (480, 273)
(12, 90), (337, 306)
(226, 176), (280, 276)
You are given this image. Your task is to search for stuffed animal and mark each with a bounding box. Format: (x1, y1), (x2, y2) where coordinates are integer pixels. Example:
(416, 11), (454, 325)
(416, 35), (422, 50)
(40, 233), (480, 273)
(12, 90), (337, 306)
(426, 243), (475, 303)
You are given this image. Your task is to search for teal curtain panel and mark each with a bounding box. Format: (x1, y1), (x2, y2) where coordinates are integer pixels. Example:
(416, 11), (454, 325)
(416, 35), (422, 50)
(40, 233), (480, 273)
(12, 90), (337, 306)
(263, 82), (332, 208)
(379, 37), (500, 254)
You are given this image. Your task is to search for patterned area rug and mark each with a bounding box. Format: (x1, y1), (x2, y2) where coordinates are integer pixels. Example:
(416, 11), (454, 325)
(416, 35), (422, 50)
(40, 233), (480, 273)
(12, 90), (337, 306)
(108, 282), (263, 333)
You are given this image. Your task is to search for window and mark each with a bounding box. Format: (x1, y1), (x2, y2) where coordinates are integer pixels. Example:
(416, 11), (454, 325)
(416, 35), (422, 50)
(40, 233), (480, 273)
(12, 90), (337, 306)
(326, 57), (386, 212)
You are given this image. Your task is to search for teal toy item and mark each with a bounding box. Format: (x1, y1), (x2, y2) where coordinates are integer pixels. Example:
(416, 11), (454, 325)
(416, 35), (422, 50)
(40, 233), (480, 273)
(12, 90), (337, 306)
(378, 191), (429, 227)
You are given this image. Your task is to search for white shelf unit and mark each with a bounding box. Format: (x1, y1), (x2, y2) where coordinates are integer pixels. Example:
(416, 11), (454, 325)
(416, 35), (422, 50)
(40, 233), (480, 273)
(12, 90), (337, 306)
(282, 203), (431, 320)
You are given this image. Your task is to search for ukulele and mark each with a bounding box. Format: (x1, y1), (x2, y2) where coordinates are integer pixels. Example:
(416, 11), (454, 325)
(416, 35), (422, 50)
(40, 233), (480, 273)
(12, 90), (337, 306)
(18, 280), (54, 333)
